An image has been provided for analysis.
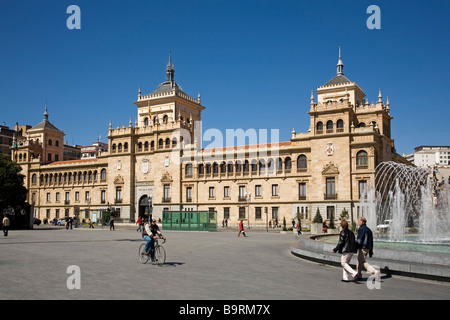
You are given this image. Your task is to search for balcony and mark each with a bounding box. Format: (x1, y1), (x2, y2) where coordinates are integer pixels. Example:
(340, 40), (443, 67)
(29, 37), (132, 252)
(162, 197), (171, 203)
(324, 194), (338, 200)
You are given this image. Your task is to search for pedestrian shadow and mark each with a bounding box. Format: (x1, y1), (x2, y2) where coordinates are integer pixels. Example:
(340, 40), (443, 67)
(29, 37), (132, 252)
(160, 261), (185, 268)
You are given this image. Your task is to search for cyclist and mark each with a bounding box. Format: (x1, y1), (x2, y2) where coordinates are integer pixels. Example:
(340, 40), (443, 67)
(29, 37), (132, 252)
(142, 218), (164, 261)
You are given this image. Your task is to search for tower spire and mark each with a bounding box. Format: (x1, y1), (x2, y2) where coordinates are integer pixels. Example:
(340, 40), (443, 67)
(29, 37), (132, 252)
(166, 50), (175, 83)
(43, 101), (49, 122)
(337, 46), (344, 76)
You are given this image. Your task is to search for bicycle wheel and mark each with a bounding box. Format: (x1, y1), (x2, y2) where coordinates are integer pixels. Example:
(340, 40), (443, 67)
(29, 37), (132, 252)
(138, 243), (149, 264)
(154, 245), (166, 266)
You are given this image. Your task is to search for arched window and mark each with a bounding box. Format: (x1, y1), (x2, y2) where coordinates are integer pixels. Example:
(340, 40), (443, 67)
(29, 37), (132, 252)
(31, 174), (37, 184)
(138, 142), (143, 151)
(213, 162), (219, 174)
(243, 160), (249, 172)
(316, 121), (323, 133)
(158, 139), (164, 148)
(198, 163), (204, 175)
(165, 138), (170, 148)
(276, 158), (283, 171)
(326, 120), (333, 132)
(124, 142), (128, 151)
(337, 119), (344, 132)
(101, 169), (107, 180)
(358, 122), (366, 128)
(357, 150), (368, 167)
(259, 159), (266, 173)
(163, 115), (168, 124)
(185, 163), (193, 176)
(297, 155), (307, 170)
(285, 157), (292, 170)
(55, 140), (59, 147)
(172, 137), (177, 148)
(112, 144), (116, 152)
(150, 141), (155, 150)
(227, 161), (234, 173)
(144, 117), (149, 126)
(48, 139), (52, 146)
(220, 162), (226, 173)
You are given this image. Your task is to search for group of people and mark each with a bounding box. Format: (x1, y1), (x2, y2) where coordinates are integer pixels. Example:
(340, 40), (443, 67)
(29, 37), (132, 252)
(332, 217), (380, 282)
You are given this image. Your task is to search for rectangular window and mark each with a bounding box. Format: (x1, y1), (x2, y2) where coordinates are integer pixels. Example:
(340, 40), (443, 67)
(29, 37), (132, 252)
(101, 190), (106, 204)
(239, 185), (246, 200)
(359, 180), (367, 199)
(299, 183), (306, 200)
(209, 187), (215, 199)
(46, 193), (51, 202)
(85, 191), (90, 201)
(224, 207), (230, 220)
(272, 207), (279, 220)
(223, 186), (230, 198)
(55, 209), (60, 219)
(326, 177), (336, 196)
(327, 206), (335, 221)
(163, 184), (170, 201)
(186, 187), (193, 202)
(239, 207), (246, 220)
(56, 192), (60, 202)
(116, 186), (122, 202)
(255, 207), (262, 220)
(255, 185), (262, 197)
(272, 184), (279, 196)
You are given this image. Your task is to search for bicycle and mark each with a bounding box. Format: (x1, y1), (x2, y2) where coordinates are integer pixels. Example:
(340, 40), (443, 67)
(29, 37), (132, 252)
(139, 238), (166, 266)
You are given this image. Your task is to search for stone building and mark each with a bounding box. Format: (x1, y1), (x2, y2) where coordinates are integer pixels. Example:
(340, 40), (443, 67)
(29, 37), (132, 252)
(11, 50), (408, 228)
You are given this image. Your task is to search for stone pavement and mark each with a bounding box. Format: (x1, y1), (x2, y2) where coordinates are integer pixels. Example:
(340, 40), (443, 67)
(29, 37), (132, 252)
(0, 224), (449, 300)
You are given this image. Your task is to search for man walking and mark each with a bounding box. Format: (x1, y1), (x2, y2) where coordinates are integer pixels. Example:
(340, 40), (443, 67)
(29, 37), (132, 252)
(356, 217), (379, 280)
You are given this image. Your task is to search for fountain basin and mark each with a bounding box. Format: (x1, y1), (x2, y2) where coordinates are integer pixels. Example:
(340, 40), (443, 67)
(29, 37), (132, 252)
(290, 235), (450, 282)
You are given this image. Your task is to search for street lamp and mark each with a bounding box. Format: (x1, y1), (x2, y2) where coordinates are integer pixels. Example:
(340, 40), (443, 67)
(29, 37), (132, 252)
(245, 192), (251, 228)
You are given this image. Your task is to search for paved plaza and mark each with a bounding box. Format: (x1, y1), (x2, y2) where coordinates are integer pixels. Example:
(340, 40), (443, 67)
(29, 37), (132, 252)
(0, 224), (449, 300)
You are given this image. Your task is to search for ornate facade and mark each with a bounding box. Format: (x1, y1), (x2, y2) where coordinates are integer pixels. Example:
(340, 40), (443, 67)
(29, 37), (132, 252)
(12, 50), (408, 228)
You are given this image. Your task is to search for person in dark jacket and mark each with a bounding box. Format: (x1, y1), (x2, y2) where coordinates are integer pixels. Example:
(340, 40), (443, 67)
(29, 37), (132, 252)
(332, 220), (358, 282)
(356, 217), (379, 280)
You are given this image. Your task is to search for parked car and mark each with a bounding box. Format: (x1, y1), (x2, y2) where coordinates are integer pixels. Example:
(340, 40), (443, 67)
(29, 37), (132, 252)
(376, 219), (391, 233)
(57, 218), (68, 226)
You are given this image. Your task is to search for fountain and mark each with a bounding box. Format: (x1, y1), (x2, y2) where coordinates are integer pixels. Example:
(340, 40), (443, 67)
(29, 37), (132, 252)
(361, 161), (450, 243)
(290, 161), (450, 281)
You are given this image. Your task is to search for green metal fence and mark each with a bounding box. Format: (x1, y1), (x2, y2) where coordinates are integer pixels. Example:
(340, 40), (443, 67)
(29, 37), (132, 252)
(162, 211), (217, 231)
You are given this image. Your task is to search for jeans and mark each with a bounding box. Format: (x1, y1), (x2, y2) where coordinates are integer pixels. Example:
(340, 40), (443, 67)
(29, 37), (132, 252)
(143, 235), (155, 258)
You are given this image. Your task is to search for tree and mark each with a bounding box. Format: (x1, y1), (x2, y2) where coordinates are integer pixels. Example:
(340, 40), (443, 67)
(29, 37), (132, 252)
(0, 154), (28, 214)
(313, 208), (323, 223)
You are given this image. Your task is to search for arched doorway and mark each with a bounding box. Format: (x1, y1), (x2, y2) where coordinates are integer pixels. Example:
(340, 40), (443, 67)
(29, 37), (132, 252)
(138, 195), (152, 220)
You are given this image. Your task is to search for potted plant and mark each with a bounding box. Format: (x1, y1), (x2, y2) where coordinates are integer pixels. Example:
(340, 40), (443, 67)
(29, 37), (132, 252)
(311, 208), (323, 234)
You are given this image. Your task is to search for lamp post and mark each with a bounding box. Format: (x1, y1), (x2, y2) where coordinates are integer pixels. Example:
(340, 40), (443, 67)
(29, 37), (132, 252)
(245, 192), (251, 228)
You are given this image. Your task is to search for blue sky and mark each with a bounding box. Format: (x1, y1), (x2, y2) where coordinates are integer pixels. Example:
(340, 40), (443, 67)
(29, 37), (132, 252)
(0, 0), (449, 155)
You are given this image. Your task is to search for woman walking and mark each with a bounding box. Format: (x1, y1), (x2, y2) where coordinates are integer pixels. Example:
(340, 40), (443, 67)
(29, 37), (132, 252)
(332, 220), (358, 282)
